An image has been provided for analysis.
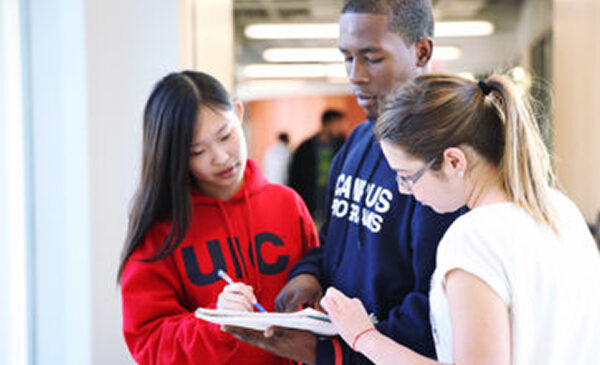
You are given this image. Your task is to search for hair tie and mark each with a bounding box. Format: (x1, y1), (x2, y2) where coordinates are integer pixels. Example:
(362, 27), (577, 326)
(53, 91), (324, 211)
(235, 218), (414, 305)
(478, 80), (492, 96)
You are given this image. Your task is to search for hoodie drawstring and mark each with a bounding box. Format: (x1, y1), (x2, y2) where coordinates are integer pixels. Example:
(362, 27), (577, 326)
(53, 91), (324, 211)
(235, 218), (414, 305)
(359, 149), (382, 248)
(243, 189), (262, 297)
(214, 192), (262, 295)
(333, 128), (377, 270)
(216, 201), (248, 281)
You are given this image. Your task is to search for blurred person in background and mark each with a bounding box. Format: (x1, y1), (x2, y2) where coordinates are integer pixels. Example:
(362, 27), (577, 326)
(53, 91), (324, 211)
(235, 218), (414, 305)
(264, 132), (292, 185)
(289, 109), (346, 226)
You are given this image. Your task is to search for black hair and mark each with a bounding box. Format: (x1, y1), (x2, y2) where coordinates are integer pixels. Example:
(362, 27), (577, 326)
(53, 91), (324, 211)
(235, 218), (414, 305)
(341, 0), (434, 44)
(117, 71), (232, 283)
(277, 132), (290, 144)
(321, 109), (345, 126)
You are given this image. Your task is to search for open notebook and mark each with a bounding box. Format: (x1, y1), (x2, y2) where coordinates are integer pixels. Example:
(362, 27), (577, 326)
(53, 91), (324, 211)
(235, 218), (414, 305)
(195, 307), (337, 336)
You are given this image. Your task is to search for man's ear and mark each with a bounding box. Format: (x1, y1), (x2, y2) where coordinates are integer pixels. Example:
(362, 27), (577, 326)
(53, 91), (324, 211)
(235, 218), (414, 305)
(414, 37), (433, 67)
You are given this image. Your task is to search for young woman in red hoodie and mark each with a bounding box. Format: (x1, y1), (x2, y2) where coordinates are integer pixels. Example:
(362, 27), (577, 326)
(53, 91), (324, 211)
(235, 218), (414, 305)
(118, 71), (318, 365)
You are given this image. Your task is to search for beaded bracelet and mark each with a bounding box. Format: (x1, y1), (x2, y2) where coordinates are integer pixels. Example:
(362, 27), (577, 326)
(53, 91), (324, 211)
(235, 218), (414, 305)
(352, 327), (377, 351)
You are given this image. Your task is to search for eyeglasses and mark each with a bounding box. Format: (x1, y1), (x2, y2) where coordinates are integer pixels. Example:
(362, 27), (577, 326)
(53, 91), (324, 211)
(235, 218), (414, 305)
(395, 159), (435, 191)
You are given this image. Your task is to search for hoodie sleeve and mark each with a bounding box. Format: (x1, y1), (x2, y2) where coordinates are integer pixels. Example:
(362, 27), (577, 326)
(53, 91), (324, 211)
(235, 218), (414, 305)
(121, 254), (240, 365)
(315, 203), (462, 364)
(377, 203), (456, 356)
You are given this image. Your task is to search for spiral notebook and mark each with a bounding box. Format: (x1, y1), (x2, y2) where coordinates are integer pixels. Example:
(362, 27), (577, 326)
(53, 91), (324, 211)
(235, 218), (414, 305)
(195, 307), (338, 336)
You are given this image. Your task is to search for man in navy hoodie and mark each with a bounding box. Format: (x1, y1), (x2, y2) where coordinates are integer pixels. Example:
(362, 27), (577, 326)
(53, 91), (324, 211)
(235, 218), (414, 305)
(225, 1), (463, 363)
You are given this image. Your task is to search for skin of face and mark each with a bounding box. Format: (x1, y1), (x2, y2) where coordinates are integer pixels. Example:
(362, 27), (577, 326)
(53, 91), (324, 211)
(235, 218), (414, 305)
(189, 101), (248, 200)
(380, 140), (467, 213)
(339, 13), (422, 119)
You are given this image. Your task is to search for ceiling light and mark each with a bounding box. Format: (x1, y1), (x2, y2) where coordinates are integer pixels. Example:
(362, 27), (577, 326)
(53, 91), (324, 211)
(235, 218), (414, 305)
(435, 21), (494, 37)
(432, 46), (462, 61)
(243, 63), (346, 79)
(510, 66), (527, 82)
(262, 45), (461, 63)
(245, 21), (494, 40)
(457, 72), (475, 80)
(245, 23), (339, 39)
(263, 48), (344, 63)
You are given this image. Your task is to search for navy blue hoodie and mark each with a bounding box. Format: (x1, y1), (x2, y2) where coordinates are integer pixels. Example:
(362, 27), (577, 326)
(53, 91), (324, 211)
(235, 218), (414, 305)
(289, 120), (463, 364)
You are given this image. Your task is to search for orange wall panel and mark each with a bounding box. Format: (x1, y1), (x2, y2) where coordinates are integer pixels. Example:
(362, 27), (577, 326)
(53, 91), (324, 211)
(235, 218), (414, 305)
(244, 94), (366, 169)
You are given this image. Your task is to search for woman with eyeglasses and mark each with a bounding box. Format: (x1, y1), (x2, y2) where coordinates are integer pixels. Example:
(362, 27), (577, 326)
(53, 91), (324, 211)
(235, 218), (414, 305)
(320, 73), (600, 364)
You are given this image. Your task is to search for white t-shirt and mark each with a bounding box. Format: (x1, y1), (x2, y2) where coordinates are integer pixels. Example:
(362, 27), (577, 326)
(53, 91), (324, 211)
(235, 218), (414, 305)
(430, 190), (600, 364)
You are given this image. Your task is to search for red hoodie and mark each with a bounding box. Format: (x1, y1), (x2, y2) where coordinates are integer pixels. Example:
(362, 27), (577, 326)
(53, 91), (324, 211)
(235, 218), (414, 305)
(121, 159), (318, 365)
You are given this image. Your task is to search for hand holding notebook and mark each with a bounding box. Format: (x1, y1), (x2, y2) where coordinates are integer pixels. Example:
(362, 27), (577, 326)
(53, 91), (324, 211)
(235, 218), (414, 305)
(196, 307), (338, 336)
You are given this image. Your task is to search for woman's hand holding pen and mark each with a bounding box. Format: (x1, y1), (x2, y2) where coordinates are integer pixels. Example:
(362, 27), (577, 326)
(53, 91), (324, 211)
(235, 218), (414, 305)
(217, 282), (259, 312)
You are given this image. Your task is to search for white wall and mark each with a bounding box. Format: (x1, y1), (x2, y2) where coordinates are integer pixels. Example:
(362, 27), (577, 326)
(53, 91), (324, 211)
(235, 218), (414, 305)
(26, 0), (179, 364)
(180, 0), (234, 91)
(553, 0), (600, 223)
(515, 0), (552, 56)
(86, 1), (179, 363)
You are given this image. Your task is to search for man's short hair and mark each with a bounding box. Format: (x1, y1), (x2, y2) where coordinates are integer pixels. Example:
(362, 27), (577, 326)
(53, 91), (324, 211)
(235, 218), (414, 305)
(321, 109), (344, 126)
(341, 0), (434, 44)
(277, 132), (290, 144)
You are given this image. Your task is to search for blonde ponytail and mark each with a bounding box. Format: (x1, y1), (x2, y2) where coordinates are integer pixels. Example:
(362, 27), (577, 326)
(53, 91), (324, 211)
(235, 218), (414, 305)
(375, 73), (558, 233)
(485, 75), (558, 233)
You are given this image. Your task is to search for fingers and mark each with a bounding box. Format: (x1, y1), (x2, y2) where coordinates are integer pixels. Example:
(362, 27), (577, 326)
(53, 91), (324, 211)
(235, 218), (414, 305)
(275, 274), (323, 312)
(274, 285), (301, 312)
(325, 286), (344, 298)
(223, 326), (275, 351)
(223, 282), (257, 303)
(217, 283), (257, 311)
(320, 296), (334, 314)
(320, 286), (345, 313)
(264, 326), (275, 338)
(312, 291), (325, 312)
(223, 325), (318, 363)
(278, 290), (311, 313)
(264, 326), (284, 338)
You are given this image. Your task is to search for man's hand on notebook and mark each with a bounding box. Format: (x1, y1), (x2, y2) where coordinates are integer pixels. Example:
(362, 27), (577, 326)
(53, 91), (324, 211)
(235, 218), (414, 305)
(275, 274), (323, 312)
(223, 325), (317, 365)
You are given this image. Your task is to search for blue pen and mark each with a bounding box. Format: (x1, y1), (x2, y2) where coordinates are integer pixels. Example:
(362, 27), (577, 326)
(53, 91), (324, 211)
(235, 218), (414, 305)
(217, 269), (267, 313)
